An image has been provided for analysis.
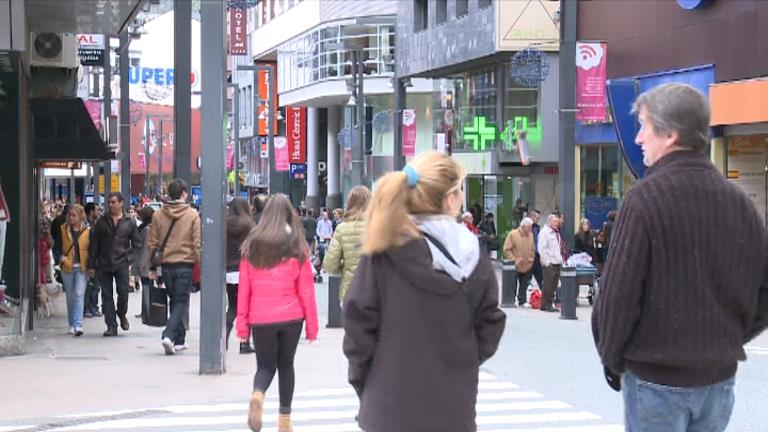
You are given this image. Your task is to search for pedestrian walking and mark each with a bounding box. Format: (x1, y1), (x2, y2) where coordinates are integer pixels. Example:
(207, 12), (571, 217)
(301, 208), (317, 253)
(502, 217), (535, 307)
(342, 151), (506, 432)
(592, 83), (768, 432)
(237, 194), (318, 432)
(50, 203), (70, 264)
(537, 214), (564, 312)
(462, 211), (479, 234)
(477, 212), (498, 257)
(55, 204), (90, 337)
(134, 206), (154, 320)
(87, 193), (143, 336)
(148, 179), (201, 354)
(315, 210), (333, 264)
(324, 185), (370, 303)
(225, 197), (255, 354)
(529, 209), (544, 291)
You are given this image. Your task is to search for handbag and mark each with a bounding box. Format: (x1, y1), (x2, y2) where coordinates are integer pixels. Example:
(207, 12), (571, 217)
(150, 218), (178, 269)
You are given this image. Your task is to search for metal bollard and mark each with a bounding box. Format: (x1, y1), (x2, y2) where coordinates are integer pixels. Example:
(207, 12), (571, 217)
(327, 275), (342, 328)
(500, 261), (517, 307)
(559, 266), (578, 320)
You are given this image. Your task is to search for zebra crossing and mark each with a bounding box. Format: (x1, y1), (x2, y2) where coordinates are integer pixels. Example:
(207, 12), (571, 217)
(4, 372), (622, 432)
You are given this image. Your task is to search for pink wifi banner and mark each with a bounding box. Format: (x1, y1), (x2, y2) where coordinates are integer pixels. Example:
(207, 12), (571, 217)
(575, 42), (608, 122)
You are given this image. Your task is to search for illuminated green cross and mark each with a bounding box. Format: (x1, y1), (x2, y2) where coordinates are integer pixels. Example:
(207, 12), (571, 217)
(463, 116), (497, 151)
(501, 116), (542, 151)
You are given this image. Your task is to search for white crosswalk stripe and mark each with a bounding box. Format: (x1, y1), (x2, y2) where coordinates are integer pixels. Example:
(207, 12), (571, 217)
(17, 373), (622, 432)
(746, 345), (768, 356)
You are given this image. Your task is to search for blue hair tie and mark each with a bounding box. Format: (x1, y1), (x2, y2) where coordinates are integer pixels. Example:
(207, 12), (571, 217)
(403, 165), (419, 188)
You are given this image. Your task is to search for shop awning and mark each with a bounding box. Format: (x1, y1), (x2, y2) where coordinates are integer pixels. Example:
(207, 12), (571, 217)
(31, 97), (111, 161)
(710, 78), (768, 126)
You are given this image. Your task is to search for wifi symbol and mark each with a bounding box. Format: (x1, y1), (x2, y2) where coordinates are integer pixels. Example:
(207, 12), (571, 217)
(579, 45), (598, 61)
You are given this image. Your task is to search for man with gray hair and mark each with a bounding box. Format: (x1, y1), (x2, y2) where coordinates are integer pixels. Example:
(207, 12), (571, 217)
(537, 213), (564, 312)
(502, 217), (535, 307)
(593, 83), (768, 431)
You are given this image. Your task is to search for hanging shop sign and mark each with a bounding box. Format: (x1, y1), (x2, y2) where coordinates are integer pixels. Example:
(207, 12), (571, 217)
(274, 136), (289, 172)
(497, 0), (560, 52)
(40, 161), (82, 169)
(257, 67), (279, 135)
(77, 34), (105, 66)
(575, 42), (608, 122)
(402, 109), (417, 156)
(286, 106), (306, 164)
(510, 47), (550, 87)
(464, 115), (542, 154)
(229, 9), (248, 55)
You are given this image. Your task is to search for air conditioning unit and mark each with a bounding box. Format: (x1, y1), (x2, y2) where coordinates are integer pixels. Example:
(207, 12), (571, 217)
(30, 32), (79, 69)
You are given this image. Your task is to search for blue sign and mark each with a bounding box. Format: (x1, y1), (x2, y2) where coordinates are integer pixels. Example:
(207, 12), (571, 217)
(290, 163), (306, 180)
(191, 185), (202, 207)
(607, 79), (644, 179)
(677, 0), (713, 10)
(585, 197), (618, 231)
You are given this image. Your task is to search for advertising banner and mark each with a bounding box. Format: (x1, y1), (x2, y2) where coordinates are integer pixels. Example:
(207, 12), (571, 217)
(77, 34), (105, 66)
(575, 42), (608, 122)
(257, 67), (279, 135)
(402, 109), (417, 156)
(286, 106), (307, 163)
(274, 136), (289, 172)
(229, 9), (247, 55)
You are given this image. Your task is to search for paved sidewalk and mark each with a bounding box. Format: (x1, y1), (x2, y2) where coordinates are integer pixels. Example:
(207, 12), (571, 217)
(2, 283), (346, 423)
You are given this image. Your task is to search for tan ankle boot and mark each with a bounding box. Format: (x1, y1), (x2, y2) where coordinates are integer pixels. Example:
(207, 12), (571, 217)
(247, 391), (265, 432)
(277, 413), (293, 432)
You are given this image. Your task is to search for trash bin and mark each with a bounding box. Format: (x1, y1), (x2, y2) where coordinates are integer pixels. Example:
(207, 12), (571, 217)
(559, 266), (578, 320)
(500, 261), (517, 307)
(327, 275), (342, 328)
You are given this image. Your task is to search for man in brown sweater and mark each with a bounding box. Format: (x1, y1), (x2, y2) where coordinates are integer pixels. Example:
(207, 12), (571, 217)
(592, 83), (768, 432)
(503, 217), (535, 307)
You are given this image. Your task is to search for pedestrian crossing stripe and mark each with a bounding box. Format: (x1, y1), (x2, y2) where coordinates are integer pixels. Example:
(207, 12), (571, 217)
(29, 372), (623, 432)
(745, 345), (768, 356)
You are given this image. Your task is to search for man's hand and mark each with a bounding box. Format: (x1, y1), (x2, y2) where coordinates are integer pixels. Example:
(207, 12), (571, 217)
(603, 366), (621, 392)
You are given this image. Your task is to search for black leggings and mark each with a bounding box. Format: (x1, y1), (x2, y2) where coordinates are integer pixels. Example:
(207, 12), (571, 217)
(251, 320), (303, 414)
(225, 284), (238, 346)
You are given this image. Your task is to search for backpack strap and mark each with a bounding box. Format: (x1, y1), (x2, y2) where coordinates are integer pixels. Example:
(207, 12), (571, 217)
(420, 231), (475, 326)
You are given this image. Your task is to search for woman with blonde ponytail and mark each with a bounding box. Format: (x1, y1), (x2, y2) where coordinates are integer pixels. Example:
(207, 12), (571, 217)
(343, 151), (507, 432)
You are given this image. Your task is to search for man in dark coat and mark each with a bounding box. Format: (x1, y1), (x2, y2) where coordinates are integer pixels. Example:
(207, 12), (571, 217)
(592, 83), (768, 431)
(88, 192), (143, 336)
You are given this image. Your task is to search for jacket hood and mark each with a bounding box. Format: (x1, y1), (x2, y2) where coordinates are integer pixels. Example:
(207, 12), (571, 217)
(161, 200), (192, 220)
(384, 216), (480, 296)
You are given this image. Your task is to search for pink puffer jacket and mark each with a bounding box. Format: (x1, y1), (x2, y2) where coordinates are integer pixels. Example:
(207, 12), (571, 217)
(236, 257), (319, 341)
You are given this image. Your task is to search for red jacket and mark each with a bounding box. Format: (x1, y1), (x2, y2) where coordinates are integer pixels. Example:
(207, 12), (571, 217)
(236, 257), (319, 340)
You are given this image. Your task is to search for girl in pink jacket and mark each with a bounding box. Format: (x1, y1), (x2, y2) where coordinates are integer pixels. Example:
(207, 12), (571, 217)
(237, 194), (318, 432)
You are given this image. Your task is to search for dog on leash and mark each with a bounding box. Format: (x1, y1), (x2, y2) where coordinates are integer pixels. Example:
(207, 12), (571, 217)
(36, 281), (63, 319)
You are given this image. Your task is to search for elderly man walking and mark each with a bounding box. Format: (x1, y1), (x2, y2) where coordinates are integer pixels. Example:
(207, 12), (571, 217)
(503, 217), (535, 307)
(537, 214), (564, 312)
(592, 83), (768, 432)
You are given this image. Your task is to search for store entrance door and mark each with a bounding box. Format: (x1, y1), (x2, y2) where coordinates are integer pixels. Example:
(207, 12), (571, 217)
(726, 135), (768, 226)
(465, 175), (532, 247)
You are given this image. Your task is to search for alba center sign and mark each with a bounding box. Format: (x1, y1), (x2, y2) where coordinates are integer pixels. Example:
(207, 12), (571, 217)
(286, 106), (307, 164)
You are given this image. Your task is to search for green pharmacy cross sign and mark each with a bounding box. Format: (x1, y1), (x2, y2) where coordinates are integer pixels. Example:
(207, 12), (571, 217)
(463, 116), (497, 151)
(463, 115), (541, 152)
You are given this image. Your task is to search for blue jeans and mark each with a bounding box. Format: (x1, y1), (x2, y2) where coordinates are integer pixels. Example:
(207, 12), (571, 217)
(623, 371), (735, 432)
(61, 268), (86, 328)
(161, 265), (192, 345)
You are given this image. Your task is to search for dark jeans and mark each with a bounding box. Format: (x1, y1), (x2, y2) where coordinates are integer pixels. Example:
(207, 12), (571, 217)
(226, 283), (238, 347)
(514, 270), (533, 306)
(98, 263), (130, 329)
(251, 320), (303, 414)
(161, 265), (193, 345)
(532, 253), (544, 291)
(542, 264), (561, 309)
(84, 276), (100, 314)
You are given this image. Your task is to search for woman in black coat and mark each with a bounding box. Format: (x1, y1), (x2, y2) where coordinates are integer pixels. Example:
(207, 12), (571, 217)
(343, 152), (506, 432)
(226, 198), (255, 354)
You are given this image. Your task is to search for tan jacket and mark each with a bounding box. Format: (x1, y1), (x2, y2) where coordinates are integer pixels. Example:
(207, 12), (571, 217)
(148, 201), (201, 265)
(503, 227), (535, 274)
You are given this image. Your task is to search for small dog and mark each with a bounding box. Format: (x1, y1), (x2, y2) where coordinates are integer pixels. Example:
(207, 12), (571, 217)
(36, 281), (63, 319)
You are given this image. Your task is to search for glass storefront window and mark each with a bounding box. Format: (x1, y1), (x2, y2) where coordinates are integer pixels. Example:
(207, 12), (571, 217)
(579, 144), (636, 228)
(466, 175), (532, 249)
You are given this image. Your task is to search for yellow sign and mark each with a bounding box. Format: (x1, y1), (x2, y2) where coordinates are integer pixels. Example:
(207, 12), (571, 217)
(496, 0), (561, 52)
(98, 175), (120, 193)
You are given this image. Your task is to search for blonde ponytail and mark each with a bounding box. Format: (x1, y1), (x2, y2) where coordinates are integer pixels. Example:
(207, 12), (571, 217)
(364, 151), (466, 254)
(364, 171), (419, 254)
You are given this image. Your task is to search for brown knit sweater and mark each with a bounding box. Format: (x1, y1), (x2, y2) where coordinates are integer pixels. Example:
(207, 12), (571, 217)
(592, 150), (768, 387)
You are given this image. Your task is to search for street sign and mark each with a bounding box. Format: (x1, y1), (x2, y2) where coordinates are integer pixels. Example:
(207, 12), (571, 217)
(40, 161), (82, 169)
(77, 34), (105, 67)
(290, 163), (306, 180)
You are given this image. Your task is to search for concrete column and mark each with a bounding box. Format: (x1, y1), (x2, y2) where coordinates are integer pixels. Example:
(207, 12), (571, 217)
(120, 32), (131, 203)
(326, 106), (342, 210)
(174, 0), (192, 184)
(306, 107), (320, 213)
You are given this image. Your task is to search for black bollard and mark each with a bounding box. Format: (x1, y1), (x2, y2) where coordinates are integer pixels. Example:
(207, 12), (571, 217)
(327, 275), (342, 328)
(500, 261), (517, 307)
(559, 266), (578, 320)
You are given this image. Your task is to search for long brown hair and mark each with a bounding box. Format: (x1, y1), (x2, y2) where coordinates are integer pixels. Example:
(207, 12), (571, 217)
(343, 185), (371, 221)
(241, 194), (308, 268)
(364, 151), (465, 254)
(228, 198), (252, 223)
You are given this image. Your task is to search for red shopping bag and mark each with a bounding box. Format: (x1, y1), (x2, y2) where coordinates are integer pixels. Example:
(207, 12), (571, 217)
(529, 289), (542, 310)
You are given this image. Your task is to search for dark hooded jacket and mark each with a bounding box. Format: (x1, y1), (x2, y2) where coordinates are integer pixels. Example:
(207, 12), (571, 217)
(342, 237), (506, 432)
(226, 214), (254, 271)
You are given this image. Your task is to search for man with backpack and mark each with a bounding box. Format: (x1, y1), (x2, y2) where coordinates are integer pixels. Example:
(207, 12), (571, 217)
(148, 179), (201, 355)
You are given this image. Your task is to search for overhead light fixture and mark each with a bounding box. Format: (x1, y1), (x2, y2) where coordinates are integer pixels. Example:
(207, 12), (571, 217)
(347, 95), (357, 106)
